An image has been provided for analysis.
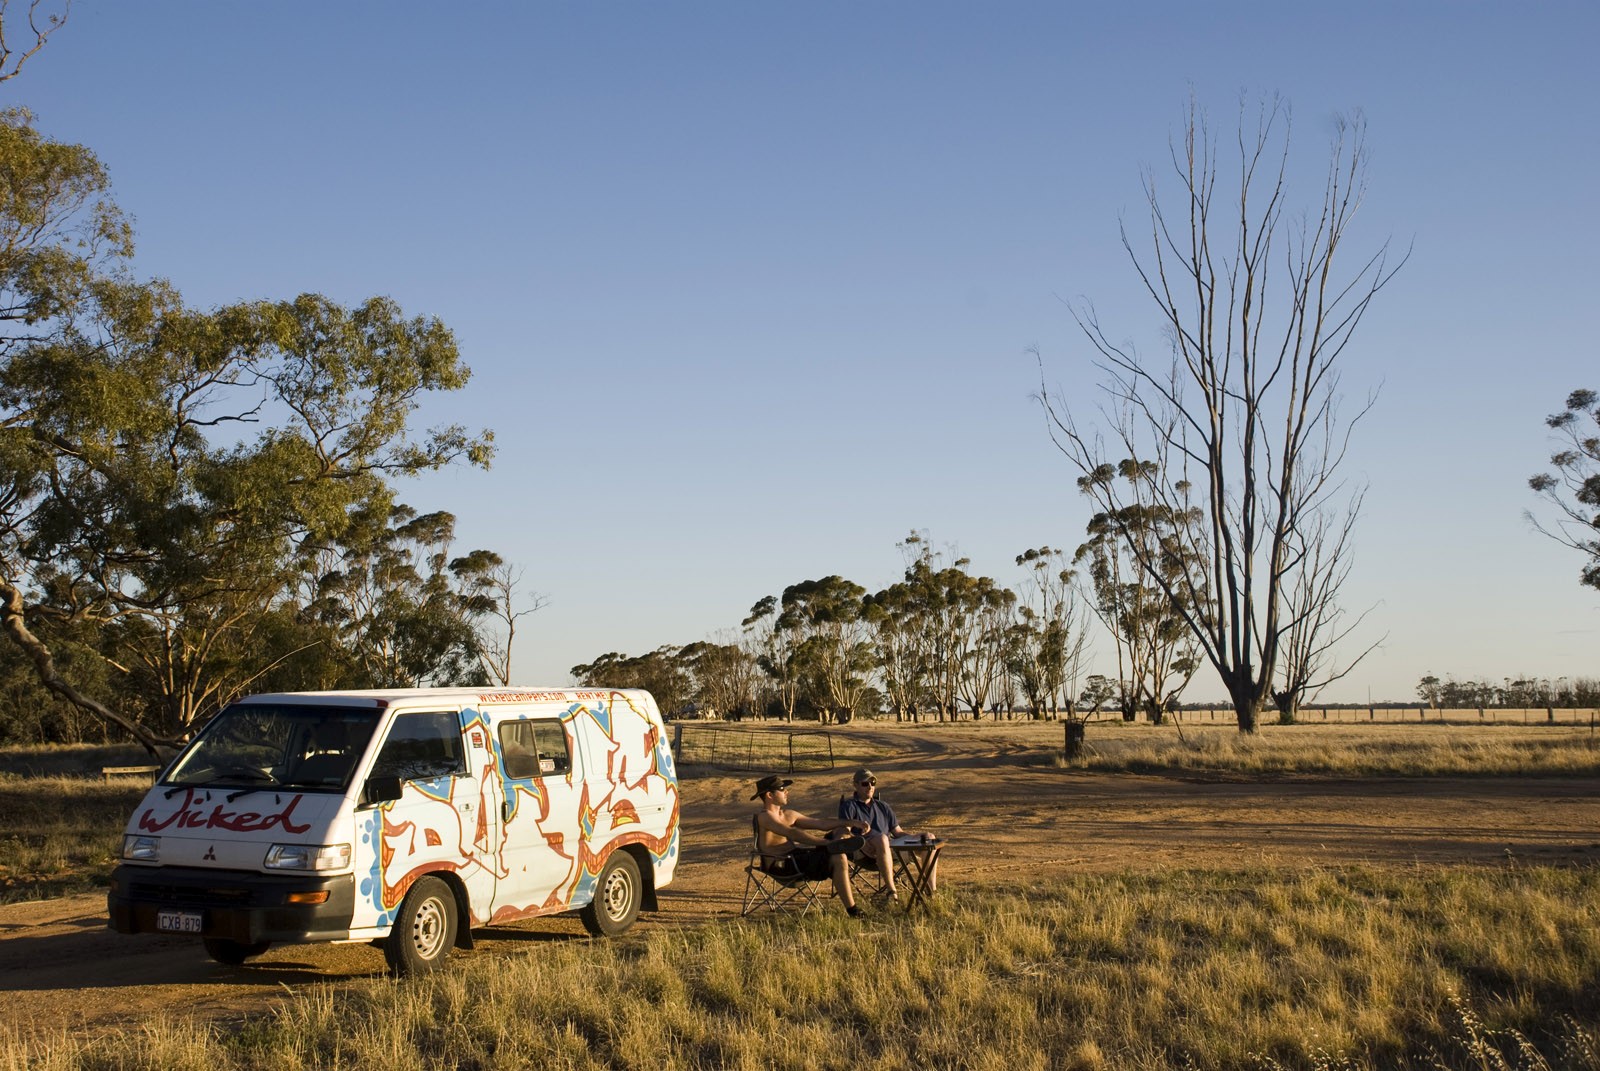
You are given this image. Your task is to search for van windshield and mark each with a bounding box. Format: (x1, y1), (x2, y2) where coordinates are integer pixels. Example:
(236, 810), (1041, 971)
(165, 704), (382, 793)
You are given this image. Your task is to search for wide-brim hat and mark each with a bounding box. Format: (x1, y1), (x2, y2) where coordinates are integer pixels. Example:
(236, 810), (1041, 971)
(751, 774), (794, 799)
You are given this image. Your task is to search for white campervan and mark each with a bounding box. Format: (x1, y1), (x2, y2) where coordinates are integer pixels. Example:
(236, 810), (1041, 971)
(108, 688), (680, 974)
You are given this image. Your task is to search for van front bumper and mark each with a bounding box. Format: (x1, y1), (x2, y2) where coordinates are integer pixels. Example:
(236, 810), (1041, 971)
(108, 865), (356, 943)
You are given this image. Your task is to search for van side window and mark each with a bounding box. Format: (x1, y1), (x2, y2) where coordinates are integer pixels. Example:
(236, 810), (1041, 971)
(371, 712), (465, 782)
(499, 719), (571, 780)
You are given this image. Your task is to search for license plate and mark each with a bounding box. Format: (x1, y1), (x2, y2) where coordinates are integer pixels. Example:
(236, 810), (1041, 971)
(157, 910), (203, 934)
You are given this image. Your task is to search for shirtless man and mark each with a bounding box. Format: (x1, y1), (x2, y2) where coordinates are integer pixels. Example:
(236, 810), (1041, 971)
(752, 774), (868, 917)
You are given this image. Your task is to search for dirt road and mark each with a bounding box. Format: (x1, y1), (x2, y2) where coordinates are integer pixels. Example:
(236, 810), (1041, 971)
(4, 722), (1596, 1035)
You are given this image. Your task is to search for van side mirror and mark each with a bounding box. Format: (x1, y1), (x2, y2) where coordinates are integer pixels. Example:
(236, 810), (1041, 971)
(363, 775), (403, 806)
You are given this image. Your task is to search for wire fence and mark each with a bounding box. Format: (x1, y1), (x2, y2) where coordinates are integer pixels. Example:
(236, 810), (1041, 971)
(670, 724), (835, 773)
(1173, 706), (1600, 726)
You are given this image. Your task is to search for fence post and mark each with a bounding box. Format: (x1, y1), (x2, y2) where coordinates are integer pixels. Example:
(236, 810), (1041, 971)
(672, 723), (683, 760)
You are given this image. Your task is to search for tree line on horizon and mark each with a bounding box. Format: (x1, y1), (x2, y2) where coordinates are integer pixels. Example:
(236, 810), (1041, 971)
(569, 529), (1600, 727)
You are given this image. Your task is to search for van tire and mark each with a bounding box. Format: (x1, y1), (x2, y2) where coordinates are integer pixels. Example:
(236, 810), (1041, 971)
(203, 937), (271, 965)
(581, 851), (642, 936)
(384, 876), (457, 975)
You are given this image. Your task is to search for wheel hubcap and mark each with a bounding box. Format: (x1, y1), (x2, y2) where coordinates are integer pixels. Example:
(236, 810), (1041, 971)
(413, 896), (447, 958)
(603, 869), (632, 920)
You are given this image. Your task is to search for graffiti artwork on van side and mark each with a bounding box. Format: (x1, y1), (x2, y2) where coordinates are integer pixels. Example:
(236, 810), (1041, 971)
(356, 693), (680, 928)
(559, 691), (680, 918)
(358, 704), (509, 924)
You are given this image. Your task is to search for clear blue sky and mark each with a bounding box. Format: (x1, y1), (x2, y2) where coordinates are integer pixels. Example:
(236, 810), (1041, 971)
(15, 1), (1597, 704)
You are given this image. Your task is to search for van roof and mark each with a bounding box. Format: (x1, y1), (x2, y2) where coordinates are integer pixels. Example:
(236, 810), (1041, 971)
(237, 687), (649, 708)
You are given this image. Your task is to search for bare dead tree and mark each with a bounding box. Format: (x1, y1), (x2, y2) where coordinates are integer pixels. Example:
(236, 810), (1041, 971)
(0, 1), (69, 84)
(1040, 96), (1403, 732)
(476, 563), (547, 686)
(1272, 492), (1383, 722)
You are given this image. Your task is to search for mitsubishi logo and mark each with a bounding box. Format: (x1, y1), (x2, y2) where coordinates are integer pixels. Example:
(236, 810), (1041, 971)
(203, 845), (216, 861)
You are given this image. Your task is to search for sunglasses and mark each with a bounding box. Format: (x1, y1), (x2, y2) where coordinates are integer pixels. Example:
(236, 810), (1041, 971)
(857, 778), (876, 786)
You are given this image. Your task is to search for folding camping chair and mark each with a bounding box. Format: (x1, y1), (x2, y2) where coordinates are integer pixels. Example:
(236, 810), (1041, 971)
(839, 795), (906, 903)
(740, 816), (830, 917)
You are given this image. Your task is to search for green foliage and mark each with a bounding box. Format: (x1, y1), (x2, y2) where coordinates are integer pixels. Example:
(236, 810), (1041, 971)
(301, 505), (493, 691)
(1530, 388), (1600, 591)
(1005, 545), (1087, 720)
(1414, 675), (1600, 710)
(0, 108), (497, 742)
(1075, 461), (1205, 722)
(776, 575), (872, 723)
(676, 640), (760, 719)
(571, 646), (694, 717)
(0, 106), (131, 334)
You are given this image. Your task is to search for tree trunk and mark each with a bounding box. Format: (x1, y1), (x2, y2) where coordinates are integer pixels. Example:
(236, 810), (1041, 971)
(0, 581), (176, 757)
(1063, 721), (1086, 759)
(1273, 690), (1298, 725)
(1227, 678), (1267, 734)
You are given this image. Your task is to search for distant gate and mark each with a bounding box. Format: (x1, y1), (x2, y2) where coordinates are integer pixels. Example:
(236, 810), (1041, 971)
(670, 724), (835, 774)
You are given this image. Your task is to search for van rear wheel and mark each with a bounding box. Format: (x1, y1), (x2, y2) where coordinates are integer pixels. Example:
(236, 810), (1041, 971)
(580, 851), (642, 936)
(384, 875), (457, 976)
(203, 937), (271, 965)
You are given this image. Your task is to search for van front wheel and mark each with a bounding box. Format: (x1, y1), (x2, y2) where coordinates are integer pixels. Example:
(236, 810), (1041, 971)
(581, 851), (641, 936)
(385, 875), (457, 975)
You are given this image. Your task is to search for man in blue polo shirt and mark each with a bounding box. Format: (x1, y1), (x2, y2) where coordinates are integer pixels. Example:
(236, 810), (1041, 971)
(837, 768), (938, 901)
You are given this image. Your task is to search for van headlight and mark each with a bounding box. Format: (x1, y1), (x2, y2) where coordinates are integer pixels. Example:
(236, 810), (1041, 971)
(121, 835), (160, 862)
(263, 843), (351, 871)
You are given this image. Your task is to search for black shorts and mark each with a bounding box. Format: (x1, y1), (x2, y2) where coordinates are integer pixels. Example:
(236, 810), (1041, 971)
(763, 836), (861, 881)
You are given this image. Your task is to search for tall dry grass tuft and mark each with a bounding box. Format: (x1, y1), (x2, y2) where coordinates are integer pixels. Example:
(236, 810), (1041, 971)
(7, 867), (1600, 1069)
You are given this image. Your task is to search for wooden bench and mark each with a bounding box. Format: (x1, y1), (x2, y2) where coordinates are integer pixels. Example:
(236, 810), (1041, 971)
(100, 765), (160, 781)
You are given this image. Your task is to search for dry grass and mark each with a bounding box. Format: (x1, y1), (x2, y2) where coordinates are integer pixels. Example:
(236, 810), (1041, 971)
(5, 867), (1599, 1070)
(0, 773), (148, 903)
(1055, 724), (1600, 778)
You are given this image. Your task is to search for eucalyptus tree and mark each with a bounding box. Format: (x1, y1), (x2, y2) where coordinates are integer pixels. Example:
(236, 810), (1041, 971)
(775, 575), (872, 724)
(1074, 462), (1205, 723)
(743, 594), (801, 721)
(888, 540), (982, 722)
(304, 506), (495, 691)
(862, 581), (928, 721)
(864, 531), (953, 722)
(953, 574), (1015, 719)
(1040, 98), (1401, 731)
(570, 646), (692, 717)
(680, 634), (760, 719)
(1007, 546), (1090, 719)
(0, 111), (491, 749)
(1529, 388), (1600, 592)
